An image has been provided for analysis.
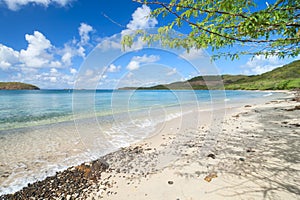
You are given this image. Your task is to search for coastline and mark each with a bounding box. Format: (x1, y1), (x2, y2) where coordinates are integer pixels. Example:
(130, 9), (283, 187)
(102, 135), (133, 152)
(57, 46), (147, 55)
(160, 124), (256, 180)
(1, 91), (299, 199)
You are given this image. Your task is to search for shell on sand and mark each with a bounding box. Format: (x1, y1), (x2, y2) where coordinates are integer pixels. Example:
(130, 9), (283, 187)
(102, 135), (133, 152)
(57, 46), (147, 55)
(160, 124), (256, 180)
(204, 172), (218, 182)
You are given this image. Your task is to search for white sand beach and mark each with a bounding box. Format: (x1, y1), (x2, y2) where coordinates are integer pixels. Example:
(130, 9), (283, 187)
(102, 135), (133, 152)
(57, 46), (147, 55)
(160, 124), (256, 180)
(2, 91), (299, 200)
(82, 92), (300, 200)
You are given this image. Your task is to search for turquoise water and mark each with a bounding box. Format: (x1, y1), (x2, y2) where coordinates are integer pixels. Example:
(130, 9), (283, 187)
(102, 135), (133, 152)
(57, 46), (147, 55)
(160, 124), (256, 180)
(0, 89), (284, 195)
(0, 89), (275, 131)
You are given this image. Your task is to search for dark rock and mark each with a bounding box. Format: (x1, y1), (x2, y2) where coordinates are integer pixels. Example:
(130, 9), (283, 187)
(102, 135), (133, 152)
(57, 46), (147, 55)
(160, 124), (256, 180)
(168, 180), (174, 185)
(239, 158), (245, 161)
(290, 123), (300, 127)
(246, 148), (255, 153)
(285, 105), (300, 111)
(207, 153), (216, 159)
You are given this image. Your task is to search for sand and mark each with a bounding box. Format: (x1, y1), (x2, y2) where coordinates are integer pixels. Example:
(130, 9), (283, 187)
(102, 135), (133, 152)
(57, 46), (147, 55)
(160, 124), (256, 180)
(1, 91), (299, 200)
(83, 93), (300, 200)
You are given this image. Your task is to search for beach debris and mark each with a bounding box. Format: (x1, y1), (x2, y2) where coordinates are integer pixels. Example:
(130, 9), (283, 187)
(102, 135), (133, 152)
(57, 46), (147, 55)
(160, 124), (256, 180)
(204, 173), (218, 182)
(239, 158), (245, 161)
(207, 153), (216, 159)
(0, 158), (110, 200)
(290, 123), (300, 127)
(244, 105), (252, 107)
(285, 105), (300, 111)
(132, 146), (143, 154)
(76, 164), (92, 178)
(292, 89), (300, 102)
(246, 148), (255, 153)
(168, 180), (174, 185)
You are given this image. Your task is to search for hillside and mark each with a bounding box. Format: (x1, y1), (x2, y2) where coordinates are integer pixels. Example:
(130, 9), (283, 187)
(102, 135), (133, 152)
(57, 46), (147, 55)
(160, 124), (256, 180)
(120, 60), (300, 90)
(0, 82), (40, 90)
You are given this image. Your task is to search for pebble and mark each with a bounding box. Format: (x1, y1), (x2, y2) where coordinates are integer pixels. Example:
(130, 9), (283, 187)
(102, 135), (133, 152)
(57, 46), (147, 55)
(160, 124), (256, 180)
(168, 181), (174, 185)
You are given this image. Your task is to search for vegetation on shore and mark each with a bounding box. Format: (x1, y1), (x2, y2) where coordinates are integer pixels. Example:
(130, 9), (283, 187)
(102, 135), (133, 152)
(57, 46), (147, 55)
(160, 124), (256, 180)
(0, 82), (40, 90)
(120, 60), (300, 90)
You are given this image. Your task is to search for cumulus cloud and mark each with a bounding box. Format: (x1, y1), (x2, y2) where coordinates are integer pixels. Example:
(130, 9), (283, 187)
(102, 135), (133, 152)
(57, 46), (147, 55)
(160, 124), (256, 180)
(126, 54), (160, 71)
(50, 68), (58, 74)
(60, 41), (85, 67)
(0, 44), (19, 69)
(1, 0), (73, 11)
(126, 5), (158, 30)
(127, 60), (140, 71)
(97, 5), (158, 53)
(180, 48), (206, 60)
(166, 68), (177, 76)
(78, 23), (93, 45)
(58, 23), (93, 65)
(107, 64), (121, 73)
(119, 5), (157, 52)
(241, 55), (286, 75)
(70, 68), (77, 74)
(132, 54), (160, 63)
(127, 72), (134, 78)
(19, 31), (60, 68)
(0, 22), (97, 88)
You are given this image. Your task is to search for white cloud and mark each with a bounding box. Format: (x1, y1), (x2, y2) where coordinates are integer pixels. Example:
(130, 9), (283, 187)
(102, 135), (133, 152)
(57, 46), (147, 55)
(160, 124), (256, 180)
(119, 5), (157, 52)
(241, 55), (286, 75)
(85, 69), (94, 77)
(96, 5), (157, 53)
(2, 0), (73, 11)
(126, 54), (160, 71)
(50, 68), (58, 73)
(101, 74), (107, 79)
(132, 54), (160, 63)
(96, 35), (122, 51)
(166, 68), (177, 76)
(70, 68), (77, 74)
(61, 51), (72, 66)
(50, 61), (62, 68)
(0, 44), (19, 69)
(60, 41), (85, 67)
(19, 31), (59, 68)
(127, 72), (134, 78)
(107, 64), (121, 73)
(0, 61), (11, 69)
(180, 48), (206, 60)
(127, 60), (140, 71)
(126, 5), (158, 30)
(77, 46), (85, 57)
(78, 23), (93, 45)
(49, 76), (57, 83)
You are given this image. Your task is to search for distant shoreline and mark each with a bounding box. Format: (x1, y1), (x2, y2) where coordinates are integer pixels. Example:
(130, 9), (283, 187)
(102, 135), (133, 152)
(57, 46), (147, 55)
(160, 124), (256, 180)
(0, 82), (39, 90)
(119, 60), (300, 90)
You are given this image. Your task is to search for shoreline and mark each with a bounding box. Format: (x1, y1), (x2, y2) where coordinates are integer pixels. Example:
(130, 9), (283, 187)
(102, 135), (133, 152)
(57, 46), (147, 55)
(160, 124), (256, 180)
(1, 90), (299, 199)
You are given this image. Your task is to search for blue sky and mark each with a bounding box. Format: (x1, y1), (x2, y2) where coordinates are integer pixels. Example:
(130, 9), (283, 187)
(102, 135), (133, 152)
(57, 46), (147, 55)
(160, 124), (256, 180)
(0, 0), (298, 89)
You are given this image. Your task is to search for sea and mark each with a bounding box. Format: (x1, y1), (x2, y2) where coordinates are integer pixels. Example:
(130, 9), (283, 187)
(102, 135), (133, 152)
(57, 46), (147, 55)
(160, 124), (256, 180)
(0, 89), (286, 195)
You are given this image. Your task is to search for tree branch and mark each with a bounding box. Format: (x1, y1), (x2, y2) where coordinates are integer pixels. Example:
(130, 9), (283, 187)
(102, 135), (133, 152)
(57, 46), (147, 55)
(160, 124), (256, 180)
(159, 2), (299, 44)
(137, 0), (249, 19)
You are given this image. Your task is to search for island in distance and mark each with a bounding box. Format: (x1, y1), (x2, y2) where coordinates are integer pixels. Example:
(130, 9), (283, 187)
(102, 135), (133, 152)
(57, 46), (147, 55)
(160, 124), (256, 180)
(0, 82), (40, 90)
(119, 60), (300, 90)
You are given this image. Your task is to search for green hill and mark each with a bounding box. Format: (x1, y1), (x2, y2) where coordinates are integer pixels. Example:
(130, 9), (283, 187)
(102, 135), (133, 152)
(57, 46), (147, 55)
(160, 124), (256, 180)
(120, 60), (300, 90)
(225, 60), (300, 90)
(0, 82), (40, 90)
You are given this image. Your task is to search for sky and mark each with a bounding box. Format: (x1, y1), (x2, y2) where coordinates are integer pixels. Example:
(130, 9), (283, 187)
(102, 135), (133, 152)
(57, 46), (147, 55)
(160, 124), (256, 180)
(0, 0), (298, 89)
